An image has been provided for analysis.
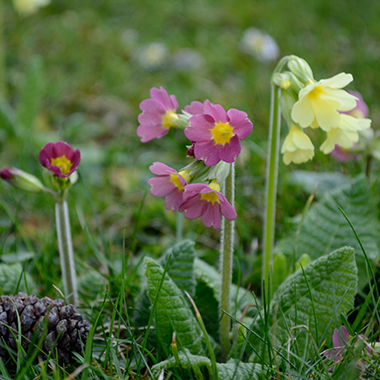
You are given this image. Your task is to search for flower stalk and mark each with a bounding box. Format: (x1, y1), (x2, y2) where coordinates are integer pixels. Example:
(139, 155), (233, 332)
(262, 57), (288, 302)
(55, 198), (78, 305)
(220, 162), (235, 361)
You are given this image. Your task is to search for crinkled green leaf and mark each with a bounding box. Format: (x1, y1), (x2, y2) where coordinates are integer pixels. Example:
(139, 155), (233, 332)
(289, 170), (349, 197)
(194, 281), (219, 342)
(0, 263), (37, 294)
(276, 175), (378, 287)
(252, 246), (357, 355)
(153, 348), (262, 380)
(194, 258), (255, 308)
(160, 239), (196, 297)
(217, 359), (262, 380)
(145, 257), (205, 355)
(153, 348), (211, 376)
(78, 270), (106, 299)
(133, 240), (196, 327)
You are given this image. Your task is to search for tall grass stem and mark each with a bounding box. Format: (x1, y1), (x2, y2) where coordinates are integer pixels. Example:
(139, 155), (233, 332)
(55, 200), (78, 305)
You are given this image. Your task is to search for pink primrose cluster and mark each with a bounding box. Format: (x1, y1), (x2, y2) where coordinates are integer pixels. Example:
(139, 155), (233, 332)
(137, 86), (253, 229)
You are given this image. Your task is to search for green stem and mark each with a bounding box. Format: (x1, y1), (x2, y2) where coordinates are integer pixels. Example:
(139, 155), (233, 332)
(176, 211), (183, 242)
(55, 200), (78, 305)
(220, 162), (235, 362)
(262, 84), (282, 303)
(0, 0), (6, 97)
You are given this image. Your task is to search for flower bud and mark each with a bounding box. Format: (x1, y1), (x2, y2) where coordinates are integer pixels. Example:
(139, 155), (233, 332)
(280, 90), (298, 126)
(288, 55), (314, 84)
(0, 168), (45, 193)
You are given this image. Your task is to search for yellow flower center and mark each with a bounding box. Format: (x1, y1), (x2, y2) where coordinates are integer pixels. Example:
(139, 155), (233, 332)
(211, 122), (234, 145)
(200, 180), (221, 205)
(50, 156), (72, 174)
(162, 110), (179, 129)
(170, 173), (184, 190)
(178, 170), (191, 183)
(308, 85), (322, 99)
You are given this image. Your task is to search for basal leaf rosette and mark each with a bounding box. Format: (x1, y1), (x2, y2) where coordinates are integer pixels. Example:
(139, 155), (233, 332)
(184, 100), (253, 166)
(178, 180), (237, 230)
(137, 86), (179, 142)
(147, 162), (190, 211)
(39, 141), (81, 178)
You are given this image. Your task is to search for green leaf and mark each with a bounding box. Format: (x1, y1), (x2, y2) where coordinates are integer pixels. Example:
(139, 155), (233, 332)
(194, 258), (255, 308)
(0, 251), (34, 263)
(251, 246), (357, 355)
(145, 257), (206, 356)
(289, 170), (349, 197)
(153, 349), (262, 380)
(160, 239), (196, 297)
(153, 348), (211, 377)
(16, 56), (44, 130)
(273, 253), (288, 293)
(194, 281), (219, 342)
(0, 263), (37, 294)
(217, 360), (262, 380)
(276, 175), (379, 287)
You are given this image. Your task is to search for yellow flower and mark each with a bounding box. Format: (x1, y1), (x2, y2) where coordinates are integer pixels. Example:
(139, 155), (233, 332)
(281, 125), (314, 165)
(320, 129), (358, 154)
(320, 115), (371, 154)
(291, 73), (358, 131)
(13, 0), (49, 15)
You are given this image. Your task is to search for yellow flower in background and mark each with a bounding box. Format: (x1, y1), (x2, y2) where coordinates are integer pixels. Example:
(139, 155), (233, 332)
(13, 0), (49, 15)
(281, 125), (314, 165)
(291, 73), (358, 131)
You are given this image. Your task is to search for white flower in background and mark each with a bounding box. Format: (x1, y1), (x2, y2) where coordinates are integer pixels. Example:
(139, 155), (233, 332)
(13, 0), (50, 15)
(136, 43), (169, 70)
(240, 28), (280, 63)
(171, 48), (204, 71)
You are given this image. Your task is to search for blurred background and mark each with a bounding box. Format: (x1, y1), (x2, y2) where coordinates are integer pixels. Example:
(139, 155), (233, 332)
(1, 0), (380, 298)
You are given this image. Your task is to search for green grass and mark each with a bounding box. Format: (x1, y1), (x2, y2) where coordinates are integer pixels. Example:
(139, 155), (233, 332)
(1, 0), (380, 378)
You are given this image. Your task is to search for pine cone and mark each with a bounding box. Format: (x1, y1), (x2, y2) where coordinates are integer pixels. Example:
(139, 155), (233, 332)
(0, 292), (91, 364)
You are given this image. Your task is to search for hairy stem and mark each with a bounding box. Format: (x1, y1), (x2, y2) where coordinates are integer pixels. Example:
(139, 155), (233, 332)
(55, 200), (78, 305)
(220, 162), (235, 361)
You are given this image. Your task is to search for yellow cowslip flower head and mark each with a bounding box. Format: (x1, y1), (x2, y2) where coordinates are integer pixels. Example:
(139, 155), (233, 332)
(281, 124), (314, 165)
(320, 114), (371, 154)
(291, 73), (358, 131)
(13, 0), (49, 15)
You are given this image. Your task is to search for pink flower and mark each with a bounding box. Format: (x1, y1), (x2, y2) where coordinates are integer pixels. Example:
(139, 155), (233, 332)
(137, 86), (179, 142)
(178, 182), (237, 229)
(323, 325), (374, 371)
(184, 100), (253, 166)
(147, 162), (190, 211)
(343, 91), (369, 118)
(325, 325), (351, 362)
(184, 100), (206, 115)
(39, 141), (81, 178)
